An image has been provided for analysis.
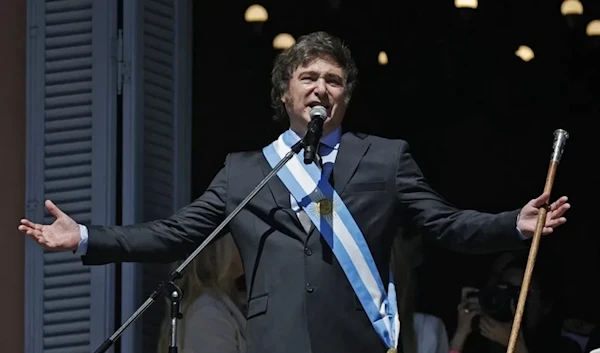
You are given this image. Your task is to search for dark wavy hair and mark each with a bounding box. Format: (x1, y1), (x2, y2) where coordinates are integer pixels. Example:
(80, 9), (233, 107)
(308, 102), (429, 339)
(270, 31), (359, 124)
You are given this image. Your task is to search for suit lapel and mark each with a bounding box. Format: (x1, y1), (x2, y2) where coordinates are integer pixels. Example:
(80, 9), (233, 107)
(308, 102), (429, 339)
(260, 156), (290, 209)
(333, 132), (370, 195)
(259, 155), (305, 231)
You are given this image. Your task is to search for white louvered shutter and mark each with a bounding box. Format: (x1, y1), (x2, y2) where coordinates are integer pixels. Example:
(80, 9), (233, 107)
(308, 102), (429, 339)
(25, 1), (119, 353)
(120, 0), (192, 352)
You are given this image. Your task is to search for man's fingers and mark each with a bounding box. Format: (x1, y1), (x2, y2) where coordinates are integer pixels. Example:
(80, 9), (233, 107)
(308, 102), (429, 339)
(530, 192), (550, 208)
(28, 227), (42, 237)
(546, 217), (567, 228)
(550, 204), (570, 219)
(20, 218), (38, 229)
(18, 219), (53, 248)
(549, 196), (568, 210)
(22, 226), (42, 241)
(45, 199), (64, 219)
(18, 220), (46, 239)
(542, 227), (554, 235)
(18, 219), (46, 235)
(18, 224), (39, 235)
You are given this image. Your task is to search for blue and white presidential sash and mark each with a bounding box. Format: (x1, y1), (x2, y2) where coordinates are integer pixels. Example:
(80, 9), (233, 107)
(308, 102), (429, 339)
(262, 130), (400, 351)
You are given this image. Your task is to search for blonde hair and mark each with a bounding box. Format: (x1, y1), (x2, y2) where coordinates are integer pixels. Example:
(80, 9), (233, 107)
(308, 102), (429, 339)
(157, 233), (241, 353)
(390, 233), (418, 353)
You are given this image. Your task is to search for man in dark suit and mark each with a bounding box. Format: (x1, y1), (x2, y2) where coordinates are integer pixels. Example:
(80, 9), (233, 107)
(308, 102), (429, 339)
(19, 31), (570, 353)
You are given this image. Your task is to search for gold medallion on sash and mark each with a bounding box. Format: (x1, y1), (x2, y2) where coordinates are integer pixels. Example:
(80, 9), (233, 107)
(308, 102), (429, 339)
(386, 348), (397, 353)
(316, 198), (333, 216)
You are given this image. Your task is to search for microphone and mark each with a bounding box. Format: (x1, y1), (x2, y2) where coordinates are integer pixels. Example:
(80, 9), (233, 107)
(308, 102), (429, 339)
(303, 105), (327, 164)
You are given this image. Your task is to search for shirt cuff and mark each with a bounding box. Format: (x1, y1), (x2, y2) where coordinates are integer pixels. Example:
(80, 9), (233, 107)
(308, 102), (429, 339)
(74, 224), (89, 255)
(516, 214), (528, 240)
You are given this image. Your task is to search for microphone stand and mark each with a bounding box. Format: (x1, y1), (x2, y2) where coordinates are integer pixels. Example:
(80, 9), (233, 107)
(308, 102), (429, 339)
(93, 139), (305, 353)
(165, 281), (183, 353)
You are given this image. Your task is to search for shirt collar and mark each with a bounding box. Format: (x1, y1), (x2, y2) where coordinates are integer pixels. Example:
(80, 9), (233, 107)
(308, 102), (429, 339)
(289, 126), (341, 150)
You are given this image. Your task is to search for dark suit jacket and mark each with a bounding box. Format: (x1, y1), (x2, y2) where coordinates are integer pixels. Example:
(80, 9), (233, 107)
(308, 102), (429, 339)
(82, 132), (524, 353)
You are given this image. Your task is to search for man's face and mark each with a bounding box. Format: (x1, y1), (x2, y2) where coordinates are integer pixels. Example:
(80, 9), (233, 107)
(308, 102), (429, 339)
(282, 56), (348, 136)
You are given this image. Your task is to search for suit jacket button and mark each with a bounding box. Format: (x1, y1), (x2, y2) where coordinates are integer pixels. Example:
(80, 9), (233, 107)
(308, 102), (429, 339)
(304, 247), (313, 256)
(305, 283), (315, 293)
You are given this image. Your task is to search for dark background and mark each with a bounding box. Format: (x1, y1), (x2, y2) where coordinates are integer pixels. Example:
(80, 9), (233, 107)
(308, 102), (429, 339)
(190, 0), (597, 334)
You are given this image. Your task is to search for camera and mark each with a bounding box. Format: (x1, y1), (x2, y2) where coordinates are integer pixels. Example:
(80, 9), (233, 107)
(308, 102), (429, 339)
(468, 282), (520, 322)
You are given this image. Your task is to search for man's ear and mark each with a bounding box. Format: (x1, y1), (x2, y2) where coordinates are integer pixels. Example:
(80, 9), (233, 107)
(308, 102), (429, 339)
(281, 95), (287, 104)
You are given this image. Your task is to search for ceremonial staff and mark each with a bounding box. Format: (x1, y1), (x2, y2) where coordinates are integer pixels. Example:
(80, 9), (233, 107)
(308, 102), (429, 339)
(506, 129), (569, 353)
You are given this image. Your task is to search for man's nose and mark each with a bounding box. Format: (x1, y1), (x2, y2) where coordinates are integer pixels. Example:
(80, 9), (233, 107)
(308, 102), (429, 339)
(314, 79), (327, 96)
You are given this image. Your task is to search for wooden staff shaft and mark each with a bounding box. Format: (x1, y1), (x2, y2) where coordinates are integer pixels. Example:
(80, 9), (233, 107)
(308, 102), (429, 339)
(506, 161), (556, 353)
(506, 128), (568, 353)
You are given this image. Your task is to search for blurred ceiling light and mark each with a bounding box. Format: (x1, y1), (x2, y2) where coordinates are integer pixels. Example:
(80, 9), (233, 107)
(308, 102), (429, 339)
(587, 20), (600, 36)
(560, 0), (583, 16)
(515, 45), (534, 62)
(378, 51), (388, 65)
(273, 33), (295, 50)
(244, 4), (268, 23)
(454, 0), (478, 9)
